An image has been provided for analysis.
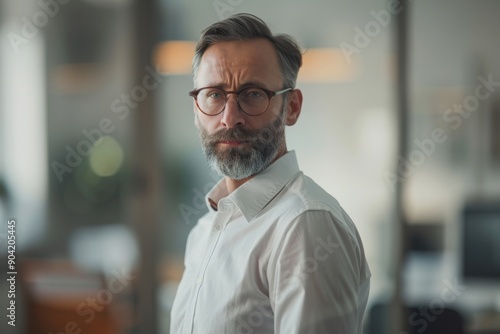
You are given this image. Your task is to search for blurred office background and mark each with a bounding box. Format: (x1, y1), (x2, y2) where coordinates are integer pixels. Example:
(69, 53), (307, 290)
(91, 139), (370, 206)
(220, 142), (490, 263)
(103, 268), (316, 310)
(0, 0), (499, 333)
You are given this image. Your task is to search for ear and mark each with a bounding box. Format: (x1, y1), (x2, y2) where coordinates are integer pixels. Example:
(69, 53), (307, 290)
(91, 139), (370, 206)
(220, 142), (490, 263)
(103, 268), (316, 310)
(285, 89), (303, 126)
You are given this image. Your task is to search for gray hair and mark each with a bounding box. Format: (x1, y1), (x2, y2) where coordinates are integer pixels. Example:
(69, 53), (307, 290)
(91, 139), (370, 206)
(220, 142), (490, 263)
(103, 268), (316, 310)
(192, 13), (302, 89)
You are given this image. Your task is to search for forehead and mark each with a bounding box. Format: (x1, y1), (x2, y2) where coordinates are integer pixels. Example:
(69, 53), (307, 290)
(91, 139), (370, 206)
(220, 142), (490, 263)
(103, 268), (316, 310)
(196, 38), (283, 88)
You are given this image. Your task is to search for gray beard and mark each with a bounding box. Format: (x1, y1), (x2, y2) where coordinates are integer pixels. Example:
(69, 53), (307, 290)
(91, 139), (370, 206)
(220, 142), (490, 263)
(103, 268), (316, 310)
(198, 111), (286, 180)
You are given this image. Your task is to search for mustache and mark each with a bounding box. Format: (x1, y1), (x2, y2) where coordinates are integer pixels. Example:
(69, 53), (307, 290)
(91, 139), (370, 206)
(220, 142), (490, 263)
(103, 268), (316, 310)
(206, 127), (259, 144)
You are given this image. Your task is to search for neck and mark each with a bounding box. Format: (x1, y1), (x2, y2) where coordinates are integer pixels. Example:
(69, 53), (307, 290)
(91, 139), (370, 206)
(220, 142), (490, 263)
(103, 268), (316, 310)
(225, 144), (287, 194)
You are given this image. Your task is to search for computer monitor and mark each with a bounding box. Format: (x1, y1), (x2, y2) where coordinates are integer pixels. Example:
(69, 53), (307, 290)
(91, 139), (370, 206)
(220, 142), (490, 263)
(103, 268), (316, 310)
(462, 202), (500, 281)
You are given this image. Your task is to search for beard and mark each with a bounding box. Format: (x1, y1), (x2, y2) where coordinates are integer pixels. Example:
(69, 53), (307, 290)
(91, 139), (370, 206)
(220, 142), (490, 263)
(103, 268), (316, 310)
(197, 108), (286, 180)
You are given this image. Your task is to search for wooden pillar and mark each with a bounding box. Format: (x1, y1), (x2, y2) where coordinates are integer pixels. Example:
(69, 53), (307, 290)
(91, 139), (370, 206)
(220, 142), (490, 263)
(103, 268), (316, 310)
(391, 0), (410, 333)
(129, 1), (162, 333)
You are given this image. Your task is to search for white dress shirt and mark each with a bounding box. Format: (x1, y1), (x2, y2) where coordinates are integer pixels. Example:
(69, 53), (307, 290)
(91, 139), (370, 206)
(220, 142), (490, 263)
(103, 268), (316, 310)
(170, 151), (371, 334)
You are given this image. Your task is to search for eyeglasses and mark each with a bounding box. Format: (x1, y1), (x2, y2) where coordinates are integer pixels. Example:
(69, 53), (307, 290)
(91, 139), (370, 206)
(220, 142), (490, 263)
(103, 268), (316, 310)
(189, 86), (292, 116)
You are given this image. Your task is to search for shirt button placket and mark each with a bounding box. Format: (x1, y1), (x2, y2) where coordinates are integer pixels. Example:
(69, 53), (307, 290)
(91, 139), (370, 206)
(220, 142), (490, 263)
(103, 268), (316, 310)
(187, 206), (229, 333)
(215, 202), (232, 232)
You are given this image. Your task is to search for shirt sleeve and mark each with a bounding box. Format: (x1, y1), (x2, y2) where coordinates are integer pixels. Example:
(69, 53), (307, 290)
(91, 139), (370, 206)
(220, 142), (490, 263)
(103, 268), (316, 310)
(268, 209), (370, 334)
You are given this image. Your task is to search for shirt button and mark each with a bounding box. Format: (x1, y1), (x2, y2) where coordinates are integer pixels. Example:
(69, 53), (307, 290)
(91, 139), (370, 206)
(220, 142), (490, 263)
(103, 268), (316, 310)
(215, 224), (223, 231)
(195, 277), (202, 285)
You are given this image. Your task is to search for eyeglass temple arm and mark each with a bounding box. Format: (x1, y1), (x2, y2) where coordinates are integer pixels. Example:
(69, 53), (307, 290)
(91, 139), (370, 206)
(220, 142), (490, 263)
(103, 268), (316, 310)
(274, 88), (293, 96)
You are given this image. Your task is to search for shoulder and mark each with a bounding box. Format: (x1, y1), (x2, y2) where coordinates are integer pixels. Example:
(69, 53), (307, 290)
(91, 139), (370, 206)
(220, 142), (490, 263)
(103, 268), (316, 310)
(272, 172), (358, 239)
(266, 176), (371, 288)
(269, 172), (369, 266)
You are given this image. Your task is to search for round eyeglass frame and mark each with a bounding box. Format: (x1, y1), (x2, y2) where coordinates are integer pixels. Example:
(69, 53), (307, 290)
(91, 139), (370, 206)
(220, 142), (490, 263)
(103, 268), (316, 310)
(188, 86), (292, 116)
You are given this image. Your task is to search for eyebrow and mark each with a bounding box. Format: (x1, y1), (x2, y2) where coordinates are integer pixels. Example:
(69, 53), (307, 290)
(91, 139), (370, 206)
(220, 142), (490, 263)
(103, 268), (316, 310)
(202, 80), (270, 90)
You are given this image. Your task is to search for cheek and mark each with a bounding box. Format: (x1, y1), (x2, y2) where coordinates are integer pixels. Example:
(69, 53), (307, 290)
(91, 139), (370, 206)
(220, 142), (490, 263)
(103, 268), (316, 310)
(264, 104), (284, 123)
(242, 118), (267, 132)
(266, 101), (283, 120)
(195, 112), (220, 132)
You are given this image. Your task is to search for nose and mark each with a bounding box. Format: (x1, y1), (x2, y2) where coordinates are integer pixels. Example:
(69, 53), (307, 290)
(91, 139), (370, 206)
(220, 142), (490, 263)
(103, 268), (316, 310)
(220, 93), (245, 128)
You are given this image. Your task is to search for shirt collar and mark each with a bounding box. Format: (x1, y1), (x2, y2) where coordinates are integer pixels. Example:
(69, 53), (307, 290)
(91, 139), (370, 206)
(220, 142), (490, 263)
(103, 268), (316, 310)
(205, 150), (301, 222)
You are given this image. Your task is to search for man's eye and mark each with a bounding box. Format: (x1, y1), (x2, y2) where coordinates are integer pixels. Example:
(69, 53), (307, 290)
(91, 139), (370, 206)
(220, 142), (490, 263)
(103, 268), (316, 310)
(244, 90), (263, 98)
(208, 91), (223, 99)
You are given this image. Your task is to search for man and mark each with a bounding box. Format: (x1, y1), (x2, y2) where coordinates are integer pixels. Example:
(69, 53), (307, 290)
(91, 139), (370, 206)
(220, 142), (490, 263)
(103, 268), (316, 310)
(170, 13), (370, 334)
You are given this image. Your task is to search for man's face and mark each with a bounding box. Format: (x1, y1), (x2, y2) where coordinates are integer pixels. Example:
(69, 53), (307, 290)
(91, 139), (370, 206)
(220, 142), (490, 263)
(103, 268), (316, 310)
(194, 38), (289, 180)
